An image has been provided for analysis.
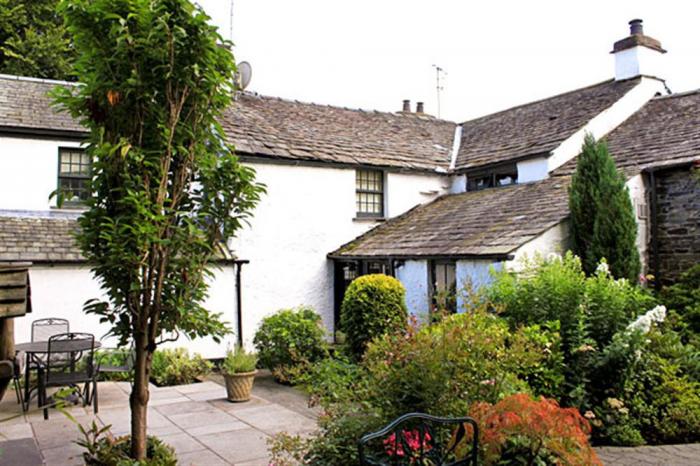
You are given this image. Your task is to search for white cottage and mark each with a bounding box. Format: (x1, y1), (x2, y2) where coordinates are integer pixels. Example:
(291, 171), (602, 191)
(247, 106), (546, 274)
(0, 19), (698, 356)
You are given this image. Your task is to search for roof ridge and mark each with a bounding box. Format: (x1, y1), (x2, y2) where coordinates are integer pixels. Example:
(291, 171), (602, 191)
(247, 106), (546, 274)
(238, 91), (457, 124)
(653, 87), (700, 100)
(0, 73), (79, 87)
(458, 78), (637, 125)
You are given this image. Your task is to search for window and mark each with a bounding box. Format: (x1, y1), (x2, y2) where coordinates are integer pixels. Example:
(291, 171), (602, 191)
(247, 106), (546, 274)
(430, 260), (456, 313)
(58, 148), (91, 205)
(467, 164), (518, 191)
(356, 169), (384, 217)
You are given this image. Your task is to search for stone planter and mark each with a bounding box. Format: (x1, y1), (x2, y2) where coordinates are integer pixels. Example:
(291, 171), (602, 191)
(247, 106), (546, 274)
(223, 370), (257, 402)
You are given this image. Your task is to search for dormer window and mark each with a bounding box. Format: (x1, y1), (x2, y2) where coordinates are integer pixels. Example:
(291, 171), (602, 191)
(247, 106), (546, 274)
(467, 163), (518, 191)
(356, 169), (384, 217)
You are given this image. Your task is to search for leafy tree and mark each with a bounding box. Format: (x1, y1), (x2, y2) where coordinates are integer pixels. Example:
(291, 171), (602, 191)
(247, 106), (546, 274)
(0, 0), (75, 79)
(569, 134), (640, 281)
(53, 0), (264, 459)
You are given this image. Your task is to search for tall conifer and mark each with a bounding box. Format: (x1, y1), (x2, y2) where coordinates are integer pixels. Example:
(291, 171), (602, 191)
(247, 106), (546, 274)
(569, 134), (641, 281)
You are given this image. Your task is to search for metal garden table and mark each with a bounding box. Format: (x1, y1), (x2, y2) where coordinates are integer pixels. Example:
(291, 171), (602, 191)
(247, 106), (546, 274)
(15, 339), (101, 411)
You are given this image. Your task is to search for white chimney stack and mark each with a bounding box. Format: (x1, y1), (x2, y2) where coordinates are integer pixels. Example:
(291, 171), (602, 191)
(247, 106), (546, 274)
(612, 19), (666, 81)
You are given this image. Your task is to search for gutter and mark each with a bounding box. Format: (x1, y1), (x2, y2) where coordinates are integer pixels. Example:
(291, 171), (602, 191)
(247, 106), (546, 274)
(327, 253), (515, 262)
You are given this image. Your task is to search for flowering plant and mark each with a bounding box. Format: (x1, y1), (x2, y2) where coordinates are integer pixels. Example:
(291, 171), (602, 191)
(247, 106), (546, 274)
(455, 393), (601, 465)
(383, 429), (433, 459)
(627, 305), (667, 334)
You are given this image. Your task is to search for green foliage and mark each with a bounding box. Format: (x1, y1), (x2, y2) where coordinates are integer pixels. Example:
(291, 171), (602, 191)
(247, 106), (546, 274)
(661, 264), (700, 345)
(271, 305), (564, 464)
(221, 346), (257, 375)
(291, 353), (365, 407)
(82, 431), (177, 465)
(150, 348), (212, 386)
(53, 1), (264, 456)
(94, 348), (133, 381)
(569, 134), (641, 281)
(0, 0), (75, 79)
(253, 306), (328, 382)
(488, 252), (655, 405)
(340, 274), (408, 359)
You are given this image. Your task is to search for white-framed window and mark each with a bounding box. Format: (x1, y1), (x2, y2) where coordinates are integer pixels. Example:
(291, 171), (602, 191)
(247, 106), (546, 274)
(356, 169), (384, 217)
(58, 147), (91, 205)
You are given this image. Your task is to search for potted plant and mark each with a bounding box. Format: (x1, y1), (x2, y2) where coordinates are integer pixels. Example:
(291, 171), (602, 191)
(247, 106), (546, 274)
(222, 346), (258, 402)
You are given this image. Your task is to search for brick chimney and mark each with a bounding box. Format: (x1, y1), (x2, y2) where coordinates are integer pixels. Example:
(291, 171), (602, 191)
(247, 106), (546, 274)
(612, 19), (666, 81)
(402, 99), (411, 112)
(416, 102), (425, 113)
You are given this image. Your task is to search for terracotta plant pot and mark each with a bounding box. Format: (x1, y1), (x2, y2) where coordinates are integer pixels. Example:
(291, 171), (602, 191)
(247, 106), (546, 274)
(223, 370), (257, 402)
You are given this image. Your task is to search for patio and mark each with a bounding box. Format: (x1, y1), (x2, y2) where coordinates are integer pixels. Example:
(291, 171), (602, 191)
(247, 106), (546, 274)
(0, 371), (318, 465)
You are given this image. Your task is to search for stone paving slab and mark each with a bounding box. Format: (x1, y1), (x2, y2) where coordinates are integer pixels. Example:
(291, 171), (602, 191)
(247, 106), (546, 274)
(595, 443), (700, 465)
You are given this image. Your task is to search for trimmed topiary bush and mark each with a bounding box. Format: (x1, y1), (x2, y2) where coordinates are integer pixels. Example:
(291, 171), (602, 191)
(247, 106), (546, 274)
(340, 274), (408, 359)
(253, 306), (328, 382)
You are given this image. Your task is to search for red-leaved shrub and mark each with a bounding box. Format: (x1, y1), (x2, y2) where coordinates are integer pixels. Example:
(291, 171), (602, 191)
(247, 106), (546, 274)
(456, 393), (601, 465)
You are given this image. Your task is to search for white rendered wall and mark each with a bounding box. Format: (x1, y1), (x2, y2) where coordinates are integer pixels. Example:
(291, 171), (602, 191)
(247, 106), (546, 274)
(230, 162), (446, 342)
(510, 221), (570, 271)
(0, 136), (82, 210)
(517, 157), (549, 183)
(395, 260), (429, 319)
(386, 171), (447, 217)
(455, 260), (502, 311)
(12, 265), (237, 359)
(615, 46), (665, 81)
(626, 174), (649, 271)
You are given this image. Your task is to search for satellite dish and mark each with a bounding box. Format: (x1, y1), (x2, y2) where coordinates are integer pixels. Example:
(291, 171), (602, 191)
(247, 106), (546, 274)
(237, 61), (252, 90)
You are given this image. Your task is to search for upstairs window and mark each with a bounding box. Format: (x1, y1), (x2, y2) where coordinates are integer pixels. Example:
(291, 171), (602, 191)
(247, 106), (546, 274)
(356, 169), (384, 217)
(467, 164), (518, 191)
(58, 148), (91, 205)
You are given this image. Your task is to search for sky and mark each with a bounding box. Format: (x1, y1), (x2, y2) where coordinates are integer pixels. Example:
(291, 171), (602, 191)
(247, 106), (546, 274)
(195, 0), (699, 122)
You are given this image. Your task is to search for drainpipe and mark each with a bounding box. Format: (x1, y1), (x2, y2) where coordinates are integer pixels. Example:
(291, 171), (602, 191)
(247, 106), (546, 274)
(648, 171), (661, 289)
(234, 260), (249, 348)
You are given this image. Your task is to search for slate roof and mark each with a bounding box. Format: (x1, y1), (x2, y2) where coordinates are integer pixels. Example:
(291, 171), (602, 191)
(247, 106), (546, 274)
(329, 176), (570, 258)
(0, 212), (83, 263)
(554, 89), (700, 177)
(0, 74), (456, 171)
(0, 75), (83, 134)
(454, 78), (641, 171)
(223, 93), (456, 171)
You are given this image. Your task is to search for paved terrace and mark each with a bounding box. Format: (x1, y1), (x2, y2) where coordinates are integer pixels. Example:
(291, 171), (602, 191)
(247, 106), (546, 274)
(0, 372), (318, 465)
(1, 373), (699, 465)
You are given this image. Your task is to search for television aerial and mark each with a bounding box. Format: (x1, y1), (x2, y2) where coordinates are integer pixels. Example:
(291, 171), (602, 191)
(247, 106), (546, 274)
(236, 61), (252, 90)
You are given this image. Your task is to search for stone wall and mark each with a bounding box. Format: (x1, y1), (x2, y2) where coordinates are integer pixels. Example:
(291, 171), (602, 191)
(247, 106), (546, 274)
(654, 166), (700, 284)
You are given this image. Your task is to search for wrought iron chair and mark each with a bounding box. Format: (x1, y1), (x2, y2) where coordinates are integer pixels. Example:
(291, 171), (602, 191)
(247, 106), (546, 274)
(30, 318), (70, 369)
(87, 344), (134, 405)
(38, 332), (98, 420)
(31, 318), (70, 342)
(358, 413), (479, 466)
(12, 352), (26, 409)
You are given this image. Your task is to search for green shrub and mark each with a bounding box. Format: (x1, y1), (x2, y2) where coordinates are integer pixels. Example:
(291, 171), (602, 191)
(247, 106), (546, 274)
(363, 306), (555, 419)
(221, 346), (257, 375)
(253, 306), (328, 383)
(488, 253), (655, 406)
(150, 348), (212, 386)
(79, 421), (176, 465)
(662, 264), (700, 344)
(340, 274), (408, 359)
(291, 353), (365, 407)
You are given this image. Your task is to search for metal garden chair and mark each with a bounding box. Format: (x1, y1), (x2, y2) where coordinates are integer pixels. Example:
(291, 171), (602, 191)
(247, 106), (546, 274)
(38, 332), (98, 420)
(358, 413), (479, 466)
(30, 318), (70, 368)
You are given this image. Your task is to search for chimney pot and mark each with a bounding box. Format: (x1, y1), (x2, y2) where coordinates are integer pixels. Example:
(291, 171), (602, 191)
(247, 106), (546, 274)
(416, 102), (424, 113)
(629, 19), (644, 35)
(402, 99), (410, 112)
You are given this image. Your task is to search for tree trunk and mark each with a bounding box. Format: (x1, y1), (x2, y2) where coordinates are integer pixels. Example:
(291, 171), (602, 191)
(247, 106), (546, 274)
(130, 333), (150, 460)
